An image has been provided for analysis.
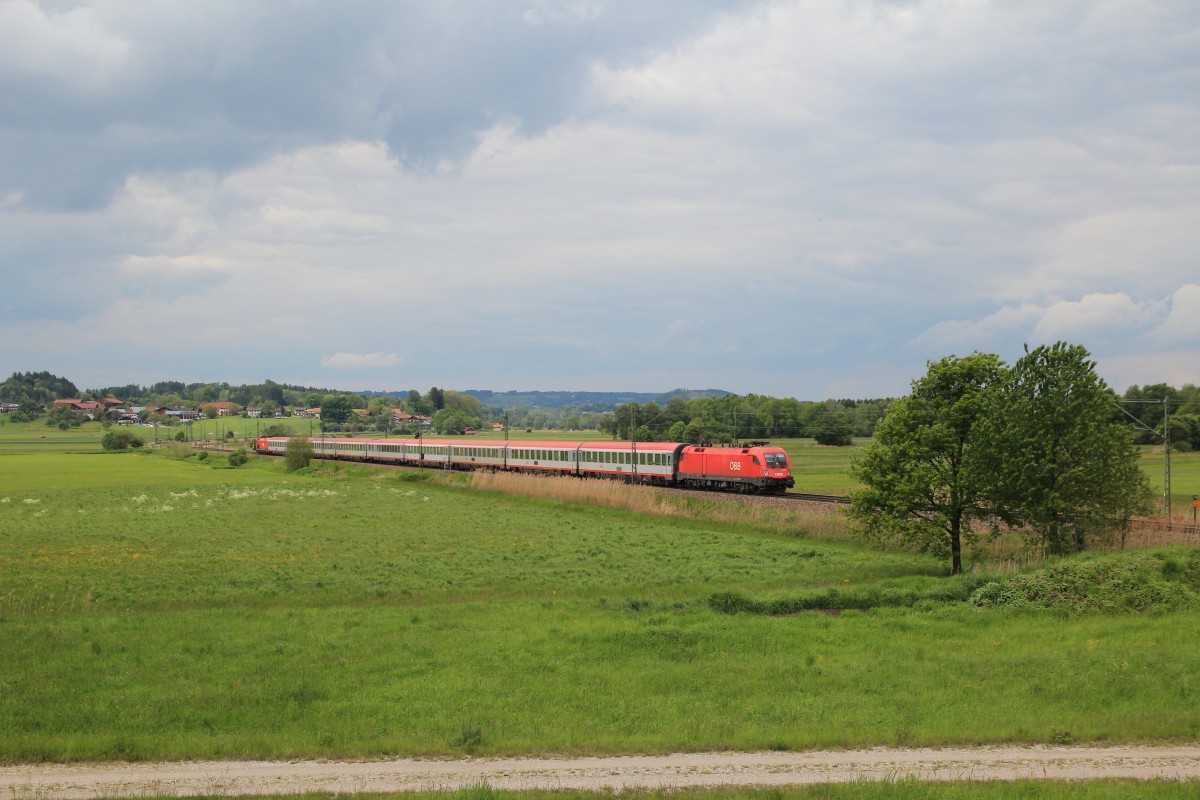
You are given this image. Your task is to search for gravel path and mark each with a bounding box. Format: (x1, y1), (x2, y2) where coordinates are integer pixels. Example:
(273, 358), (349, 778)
(5, 746), (1200, 798)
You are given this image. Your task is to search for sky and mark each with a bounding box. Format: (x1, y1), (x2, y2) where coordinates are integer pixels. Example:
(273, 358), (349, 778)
(1, 0), (1197, 399)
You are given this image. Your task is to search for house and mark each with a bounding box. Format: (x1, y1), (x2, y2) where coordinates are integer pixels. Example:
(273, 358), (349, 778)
(200, 401), (240, 417)
(0, 402), (19, 414)
(246, 408), (262, 418)
(54, 399), (103, 419)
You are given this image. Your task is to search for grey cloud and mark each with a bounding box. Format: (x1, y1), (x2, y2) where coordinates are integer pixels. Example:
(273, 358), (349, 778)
(1, 1), (752, 210)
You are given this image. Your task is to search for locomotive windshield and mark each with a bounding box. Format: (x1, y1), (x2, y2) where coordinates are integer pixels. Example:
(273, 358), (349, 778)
(764, 452), (788, 469)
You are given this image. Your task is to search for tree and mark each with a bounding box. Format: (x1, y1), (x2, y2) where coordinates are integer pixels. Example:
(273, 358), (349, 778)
(45, 403), (83, 429)
(432, 408), (477, 434)
(972, 342), (1152, 555)
(406, 389), (431, 416)
(320, 394), (354, 425)
(850, 353), (1005, 574)
(101, 429), (145, 450)
(809, 406), (854, 446)
(284, 437), (315, 471)
(0, 371), (78, 405)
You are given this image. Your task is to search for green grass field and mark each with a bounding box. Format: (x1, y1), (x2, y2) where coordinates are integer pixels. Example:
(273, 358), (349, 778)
(2, 450), (1199, 767)
(6, 415), (1194, 507)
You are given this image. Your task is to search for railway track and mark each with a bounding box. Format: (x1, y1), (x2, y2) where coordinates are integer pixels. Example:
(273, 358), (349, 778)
(781, 491), (851, 505)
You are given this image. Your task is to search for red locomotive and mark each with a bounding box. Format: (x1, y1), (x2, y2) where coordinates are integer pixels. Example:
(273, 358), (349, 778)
(254, 436), (795, 493)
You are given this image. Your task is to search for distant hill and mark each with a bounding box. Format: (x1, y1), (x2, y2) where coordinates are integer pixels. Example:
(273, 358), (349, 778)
(460, 388), (731, 410)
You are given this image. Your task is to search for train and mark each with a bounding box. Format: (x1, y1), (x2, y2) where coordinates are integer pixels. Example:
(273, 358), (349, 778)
(253, 436), (796, 493)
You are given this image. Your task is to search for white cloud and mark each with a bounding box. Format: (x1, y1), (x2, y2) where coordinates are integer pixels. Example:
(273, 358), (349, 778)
(1147, 284), (1200, 346)
(1029, 207), (1200, 300)
(321, 353), (408, 369)
(1032, 293), (1164, 342)
(911, 304), (1044, 351)
(0, 1), (129, 87)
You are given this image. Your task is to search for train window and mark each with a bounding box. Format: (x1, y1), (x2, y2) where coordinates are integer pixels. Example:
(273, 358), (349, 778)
(765, 452), (787, 468)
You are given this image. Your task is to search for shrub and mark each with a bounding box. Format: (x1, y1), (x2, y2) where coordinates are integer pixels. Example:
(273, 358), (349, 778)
(228, 448), (249, 467)
(969, 552), (1200, 613)
(101, 430), (145, 451)
(284, 437), (314, 471)
(162, 441), (194, 459)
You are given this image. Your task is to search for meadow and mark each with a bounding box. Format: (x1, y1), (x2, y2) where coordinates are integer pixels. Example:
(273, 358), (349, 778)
(2, 448), (1199, 774)
(5, 413), (1196, 507)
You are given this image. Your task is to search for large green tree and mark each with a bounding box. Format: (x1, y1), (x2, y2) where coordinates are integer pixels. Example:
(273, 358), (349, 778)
(320, 394), (354, 425)
(972, 342), (1151, 555)
(849, 353), (1005, 575)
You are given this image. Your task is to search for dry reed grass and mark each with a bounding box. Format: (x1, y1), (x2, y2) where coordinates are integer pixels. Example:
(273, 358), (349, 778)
(440, 470), (852, 540)
(1118, 514), (1200, 550)
(963, 512), (1200, 575)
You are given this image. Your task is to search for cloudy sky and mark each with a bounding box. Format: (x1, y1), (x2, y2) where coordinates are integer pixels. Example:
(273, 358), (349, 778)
(1, 0), (1197, 399)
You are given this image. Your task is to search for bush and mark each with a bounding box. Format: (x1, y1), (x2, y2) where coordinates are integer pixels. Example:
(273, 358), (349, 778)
(101, 430), (145, 451)
(228, 448), (249, 467)
(969, 552), (1200, 613)
(284, 437), (315, 471)
(162, 441), (194, 459)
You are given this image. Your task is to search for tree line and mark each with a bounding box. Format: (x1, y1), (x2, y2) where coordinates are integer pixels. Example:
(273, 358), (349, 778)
(3, 367), (1195, 449)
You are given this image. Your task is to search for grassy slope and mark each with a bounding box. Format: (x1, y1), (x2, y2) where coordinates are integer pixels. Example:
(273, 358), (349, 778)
(1, 452), (1198, 763)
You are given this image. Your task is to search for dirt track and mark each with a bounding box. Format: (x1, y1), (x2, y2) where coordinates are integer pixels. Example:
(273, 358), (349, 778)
(4, 746), (1200, 798)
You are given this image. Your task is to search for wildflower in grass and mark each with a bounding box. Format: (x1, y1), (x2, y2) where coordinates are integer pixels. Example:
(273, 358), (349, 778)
(23, 498), (40, 505)
(0, 497), (10, 504)
(132, 494), (148, 504)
